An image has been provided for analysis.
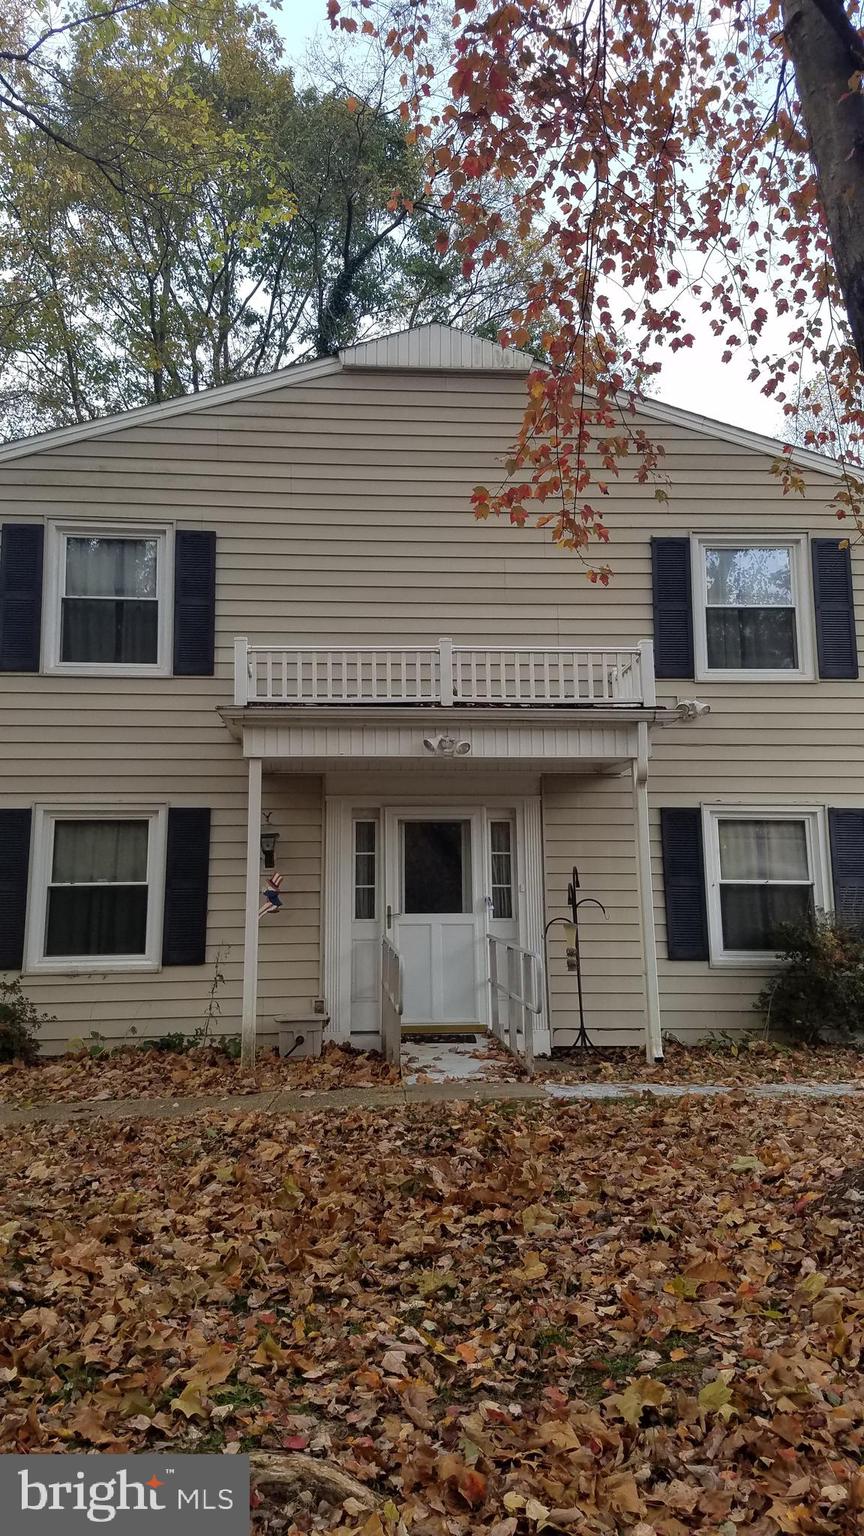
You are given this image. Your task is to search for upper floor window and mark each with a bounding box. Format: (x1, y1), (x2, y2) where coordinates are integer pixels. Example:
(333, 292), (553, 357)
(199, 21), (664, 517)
(693, 536), (814, 681)
(45, 523), (172, 675)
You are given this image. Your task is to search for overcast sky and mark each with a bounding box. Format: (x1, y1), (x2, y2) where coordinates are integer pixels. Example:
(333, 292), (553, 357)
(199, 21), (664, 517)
(276, 0), (783, 441)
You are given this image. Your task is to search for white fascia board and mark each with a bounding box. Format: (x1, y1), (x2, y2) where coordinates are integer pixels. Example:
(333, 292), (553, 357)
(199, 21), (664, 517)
(0, 356), (342, 465)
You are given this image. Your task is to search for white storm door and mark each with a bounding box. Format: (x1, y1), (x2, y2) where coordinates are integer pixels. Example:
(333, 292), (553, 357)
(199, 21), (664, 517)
(384, 811), (484, 1025)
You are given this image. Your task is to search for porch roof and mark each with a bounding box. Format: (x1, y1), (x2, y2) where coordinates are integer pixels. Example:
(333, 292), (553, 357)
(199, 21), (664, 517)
(218, 704), (664, 773)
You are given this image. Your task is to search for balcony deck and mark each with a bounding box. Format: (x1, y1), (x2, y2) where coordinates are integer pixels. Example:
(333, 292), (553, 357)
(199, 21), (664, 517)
(233, 637), (655, 709)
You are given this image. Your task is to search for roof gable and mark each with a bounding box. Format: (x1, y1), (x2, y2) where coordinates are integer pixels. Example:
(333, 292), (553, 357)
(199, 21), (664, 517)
(339, 322), (535, 374)
(0, 321), (842, 480)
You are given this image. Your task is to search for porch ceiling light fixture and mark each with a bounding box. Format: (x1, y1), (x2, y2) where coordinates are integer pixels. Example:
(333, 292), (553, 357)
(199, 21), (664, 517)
(423, 734), (472, 757)
(260, 811), (280, 869)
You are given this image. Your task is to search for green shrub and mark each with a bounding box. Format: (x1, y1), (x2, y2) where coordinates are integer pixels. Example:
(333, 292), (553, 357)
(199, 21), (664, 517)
(142, 1032), (191, 1054)
(756, 915), (864, 1045)
(0, 978), (53, 1063)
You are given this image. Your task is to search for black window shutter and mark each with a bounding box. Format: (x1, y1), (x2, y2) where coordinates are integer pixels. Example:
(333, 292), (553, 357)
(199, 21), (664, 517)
(173, 530), (216, 676)
(660, 807), (709, 960)
(162, 808), (211, 966)
(0, 524), (44, 673)
(0, 809), (32, 970)
(651, 536), (694, 678)
(812, 538), (858, 679)
(828, 809), (864, 932)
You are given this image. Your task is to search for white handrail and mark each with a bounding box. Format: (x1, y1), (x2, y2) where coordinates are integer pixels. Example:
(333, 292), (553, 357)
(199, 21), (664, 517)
(234, 636), (650, 708)
(381, 935), (403, 1067)
(488, 935), (542, 1076)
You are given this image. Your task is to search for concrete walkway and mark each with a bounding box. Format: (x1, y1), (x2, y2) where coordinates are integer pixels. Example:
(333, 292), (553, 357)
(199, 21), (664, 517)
(0, 1076), (861, 1128)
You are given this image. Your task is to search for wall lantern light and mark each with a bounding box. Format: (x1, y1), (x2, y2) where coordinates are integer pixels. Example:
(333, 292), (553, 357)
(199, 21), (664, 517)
(260, 812), (280, 869)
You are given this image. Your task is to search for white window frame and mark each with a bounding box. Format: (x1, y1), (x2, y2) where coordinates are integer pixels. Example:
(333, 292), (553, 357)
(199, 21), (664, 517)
(24, 805), (167, 973)
(43, 521), (174, 677)
(702, 805), (831, 967)
(692, 534), (815, 682)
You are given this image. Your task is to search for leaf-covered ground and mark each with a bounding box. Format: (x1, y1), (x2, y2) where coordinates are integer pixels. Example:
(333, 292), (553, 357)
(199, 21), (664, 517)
(539, 1040), (864, 1088)
(0, 1041), (399, 1107)
(2, 1096), (864, 1533)
(3, 1039), (863, 1112)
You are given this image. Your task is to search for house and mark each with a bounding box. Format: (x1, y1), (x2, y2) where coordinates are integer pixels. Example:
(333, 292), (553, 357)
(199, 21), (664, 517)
(0, 323), (861, 1062)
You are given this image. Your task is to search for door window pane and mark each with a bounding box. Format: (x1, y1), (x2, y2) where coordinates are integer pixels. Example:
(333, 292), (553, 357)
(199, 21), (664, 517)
(703, 545), (798, 670)
(45, 819), (149, 957)
(403, 821), (470, 914)
(61, 536), (159, 665)
(490, 820), (514, 919)
(354, 819), (377, 920)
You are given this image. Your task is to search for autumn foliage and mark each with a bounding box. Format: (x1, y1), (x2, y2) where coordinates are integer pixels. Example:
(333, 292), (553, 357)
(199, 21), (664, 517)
(330, 0), (864, 572)
(2, 1097), (864, 1530)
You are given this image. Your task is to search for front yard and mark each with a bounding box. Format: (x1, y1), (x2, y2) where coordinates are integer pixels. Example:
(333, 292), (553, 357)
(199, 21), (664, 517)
(1, 1093), (863, 1533)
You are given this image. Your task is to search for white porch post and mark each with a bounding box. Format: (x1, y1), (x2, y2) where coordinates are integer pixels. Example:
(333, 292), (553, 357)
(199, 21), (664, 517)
(240, 755), (263, 1069)
(519, 797), (551, 1055)
(632, 722), (663, 1062)
(234, 635), (249, 706)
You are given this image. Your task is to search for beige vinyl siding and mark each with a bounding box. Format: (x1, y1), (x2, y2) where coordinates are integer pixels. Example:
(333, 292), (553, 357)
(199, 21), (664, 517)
(1, 365), (861, 1047)
(543, 777), (646, 1048)
(3, 767), (321, 1052)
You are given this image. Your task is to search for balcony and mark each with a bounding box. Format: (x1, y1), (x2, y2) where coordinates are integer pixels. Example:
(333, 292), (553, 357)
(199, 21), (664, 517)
(233, 637), (656, 709)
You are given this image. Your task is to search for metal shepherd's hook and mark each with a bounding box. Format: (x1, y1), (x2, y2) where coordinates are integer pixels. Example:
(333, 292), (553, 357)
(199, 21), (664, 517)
(543, 866), (607, 1051)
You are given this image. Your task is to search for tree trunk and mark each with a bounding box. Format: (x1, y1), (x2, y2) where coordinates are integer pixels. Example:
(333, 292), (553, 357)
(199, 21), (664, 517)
(782, 0), (864, 367)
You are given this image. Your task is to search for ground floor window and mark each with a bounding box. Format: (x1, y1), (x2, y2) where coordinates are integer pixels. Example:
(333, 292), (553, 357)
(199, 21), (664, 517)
(703, 807), (829, 963)
(26, 808), (165, 970)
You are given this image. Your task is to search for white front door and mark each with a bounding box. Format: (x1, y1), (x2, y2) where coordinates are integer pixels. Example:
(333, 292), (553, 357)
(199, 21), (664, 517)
(384, 810), (485, 1026)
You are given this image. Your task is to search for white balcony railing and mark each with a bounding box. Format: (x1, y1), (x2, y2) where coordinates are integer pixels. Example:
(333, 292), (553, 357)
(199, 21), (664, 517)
(234, 636), (655, 708)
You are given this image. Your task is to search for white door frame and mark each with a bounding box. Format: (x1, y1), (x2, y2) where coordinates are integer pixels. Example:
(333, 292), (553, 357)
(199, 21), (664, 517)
(384, 805), (486, 1028)
(323, 793), (549, 1051)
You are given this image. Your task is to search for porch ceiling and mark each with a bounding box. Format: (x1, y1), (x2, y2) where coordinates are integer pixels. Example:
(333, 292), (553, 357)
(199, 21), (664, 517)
(219, 705), (653, 772)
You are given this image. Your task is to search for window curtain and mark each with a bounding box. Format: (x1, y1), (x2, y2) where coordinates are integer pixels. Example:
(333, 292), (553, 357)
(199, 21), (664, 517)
(718, 820), (809, 882)
(52, 821), (148, 883)
(705, 608), (797, 670)
(66, 538), (157, 598)
(719, 885), (813, 950)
